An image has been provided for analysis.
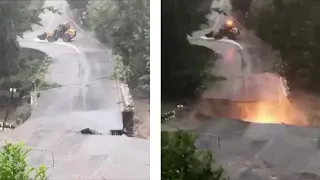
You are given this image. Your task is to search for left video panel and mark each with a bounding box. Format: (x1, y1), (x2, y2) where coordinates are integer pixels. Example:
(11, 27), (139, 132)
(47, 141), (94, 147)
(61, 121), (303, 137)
(0, 0), (150, 179)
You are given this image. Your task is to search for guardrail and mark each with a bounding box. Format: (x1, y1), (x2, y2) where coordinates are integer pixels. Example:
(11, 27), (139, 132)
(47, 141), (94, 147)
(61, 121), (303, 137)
(117, 81), (135, 135)
(0, 122), (16, 131)
(119, 82), (134, 112)
(161, 111), (176, 123)
(161, 104), (190, 123)
(195, 133), (221, 151)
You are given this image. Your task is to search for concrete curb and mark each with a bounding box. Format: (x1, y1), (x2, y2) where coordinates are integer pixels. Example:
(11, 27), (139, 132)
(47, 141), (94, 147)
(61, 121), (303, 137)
(117, 80), (135, 135)
(119, 82), (134, 112)
(115, 80), (131, 112)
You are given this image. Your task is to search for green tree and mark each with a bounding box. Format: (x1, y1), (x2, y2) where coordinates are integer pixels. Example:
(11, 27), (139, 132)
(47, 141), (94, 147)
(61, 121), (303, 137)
(247, 0), (320, 91)
(161, 130), (227, 180)
(0, 1), (59, 90)
(229, 0), (252, 24)
(0, 141), (48, 180)
(230, 0), (252, 12)
(66, 0), (89, 10)
(161, 0), (220, 100)
(86, 0), (150, 94)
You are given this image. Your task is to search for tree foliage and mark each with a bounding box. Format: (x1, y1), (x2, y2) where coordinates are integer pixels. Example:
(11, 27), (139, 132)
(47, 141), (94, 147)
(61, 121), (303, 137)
(247, 0), (320, 91)
(0, 1), (59, 90)
(0, 49), (51, 92)
(86, 0), (150, 94)
(65, 0), (89, 10)
(230, 0), (252, 13)
(161, 0), (219, 100)
(0, 141), (48, 180)
(161, 130), (227, 180)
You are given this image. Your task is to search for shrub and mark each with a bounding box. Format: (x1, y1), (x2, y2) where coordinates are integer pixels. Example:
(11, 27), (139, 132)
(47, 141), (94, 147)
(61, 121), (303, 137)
(16, 103), (32, 124)
(0, 141), (48, 180)
(161, 130), (227, 180)
(87, 0), (150, 93)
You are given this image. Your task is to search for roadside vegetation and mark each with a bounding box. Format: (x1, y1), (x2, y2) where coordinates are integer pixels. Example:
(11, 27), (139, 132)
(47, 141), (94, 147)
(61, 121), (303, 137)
(247, 0), (320, 91)
(161, 0), (222, 101)
(231, 0), (320, 91)
(161, 129), (227, 180)
(161, 1), (227, 173)
(0, 1), (59, 125)
(88, 0), (150, 96)
(231, 0), (320, 125)
(0, 141), (48, 180)
(160, 0), (229, 126)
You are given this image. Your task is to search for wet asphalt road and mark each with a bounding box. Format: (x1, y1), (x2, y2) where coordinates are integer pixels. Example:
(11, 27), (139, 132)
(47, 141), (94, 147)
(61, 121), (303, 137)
(19, 0), (122, 129)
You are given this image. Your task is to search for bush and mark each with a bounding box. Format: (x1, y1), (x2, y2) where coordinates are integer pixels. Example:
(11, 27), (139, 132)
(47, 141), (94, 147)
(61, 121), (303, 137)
(246, 0), (320, 91)
(65, 0), (89, 10)
(87, 0), (150, 93)
(16, 103), (32, 124)
(0, 141), (48, 180)
(161, 0), (220, 100)
(230, 0), (252, 12)
(0, 2), (59, 77)
(161, 130), (227, 180)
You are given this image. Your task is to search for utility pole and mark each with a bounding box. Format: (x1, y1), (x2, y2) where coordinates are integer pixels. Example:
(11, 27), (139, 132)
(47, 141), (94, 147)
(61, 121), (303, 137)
(4, 88), (17, 124)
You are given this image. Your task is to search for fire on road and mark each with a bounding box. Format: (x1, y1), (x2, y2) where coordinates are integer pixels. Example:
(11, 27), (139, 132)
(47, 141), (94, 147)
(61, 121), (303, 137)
(199, 73), (308, 126)
(236, 99), (307, 125)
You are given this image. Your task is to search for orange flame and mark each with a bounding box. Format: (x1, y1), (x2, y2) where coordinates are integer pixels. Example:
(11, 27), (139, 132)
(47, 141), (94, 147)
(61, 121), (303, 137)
(237, 98), (307, 125)
(225, 20), (234, 26)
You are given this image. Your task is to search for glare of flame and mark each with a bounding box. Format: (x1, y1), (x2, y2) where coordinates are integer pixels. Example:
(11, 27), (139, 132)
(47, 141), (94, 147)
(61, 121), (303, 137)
(251, 102), (282, 124)
(224, 48), (235, 61)
(236, 97), (308, 126)
(225, 20), (233, 26)
(238, 100), (291, 124)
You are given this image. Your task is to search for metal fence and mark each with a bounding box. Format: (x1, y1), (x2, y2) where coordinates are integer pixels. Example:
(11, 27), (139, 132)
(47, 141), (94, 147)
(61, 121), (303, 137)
(195, 133), (221, 151)
(26, 148), (55, 168)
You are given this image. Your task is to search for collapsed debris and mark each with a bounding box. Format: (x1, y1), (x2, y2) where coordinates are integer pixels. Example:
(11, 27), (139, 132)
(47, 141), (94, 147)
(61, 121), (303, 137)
(79, 128), (124, 136)
(79, 128), (102, 135)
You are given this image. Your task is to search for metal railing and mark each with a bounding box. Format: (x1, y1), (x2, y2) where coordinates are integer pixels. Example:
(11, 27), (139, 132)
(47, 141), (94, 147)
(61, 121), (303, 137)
(195, 133), (221, 151)
(27, 148), (55, 168)
(0, 122), (16, 131)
